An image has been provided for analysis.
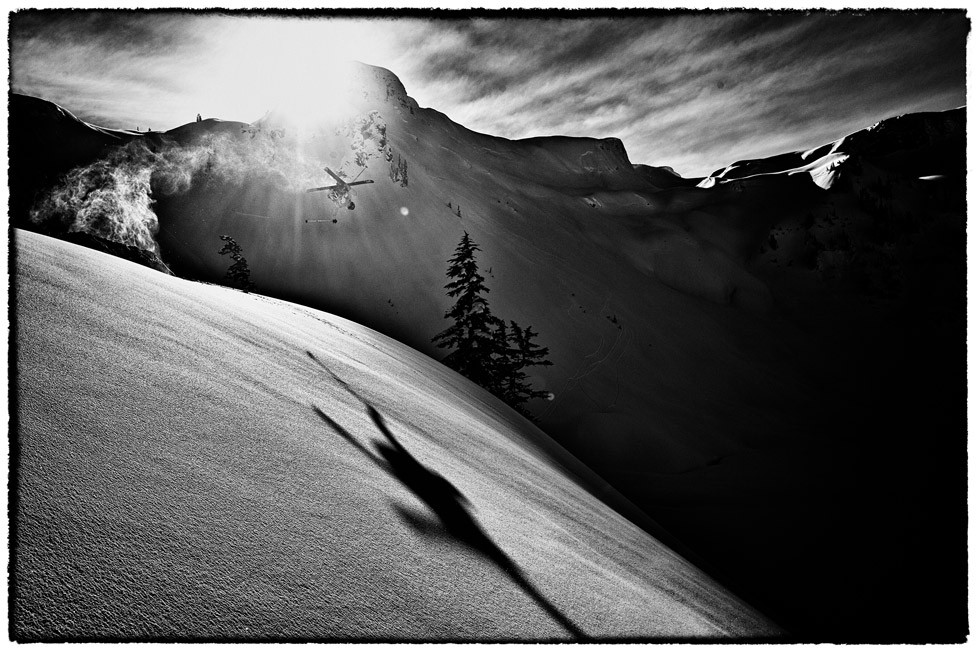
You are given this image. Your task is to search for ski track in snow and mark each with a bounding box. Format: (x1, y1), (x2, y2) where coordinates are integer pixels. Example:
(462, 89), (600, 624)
(539, 295), (633, 421)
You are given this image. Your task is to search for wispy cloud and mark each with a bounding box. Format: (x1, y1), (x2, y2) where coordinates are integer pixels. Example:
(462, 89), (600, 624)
(388, 11), (967, 175)
(10, 10), (968, 177)
(11, 11), (215, 128)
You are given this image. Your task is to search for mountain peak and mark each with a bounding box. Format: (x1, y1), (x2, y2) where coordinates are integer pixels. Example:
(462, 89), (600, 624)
(348, 61), (410, 103)
(248, 60), (416, 133)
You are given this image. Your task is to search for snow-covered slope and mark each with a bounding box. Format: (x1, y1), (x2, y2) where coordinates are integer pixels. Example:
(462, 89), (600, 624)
(12, 229), (781, 641)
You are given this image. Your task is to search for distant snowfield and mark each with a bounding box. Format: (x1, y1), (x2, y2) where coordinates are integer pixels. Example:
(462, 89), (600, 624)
(13, 230), (780, 641)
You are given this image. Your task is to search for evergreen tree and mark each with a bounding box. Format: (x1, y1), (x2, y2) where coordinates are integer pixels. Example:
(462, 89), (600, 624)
(218, 235), (256, 292)
(432, 233), (553, 416)
(486, 316), (515, 399)
(501, 321), (553, 411)
(432, 232), (498, 388)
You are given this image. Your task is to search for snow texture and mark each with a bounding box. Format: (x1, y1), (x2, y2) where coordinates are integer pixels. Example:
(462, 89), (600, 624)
(13, 230), (780, 642)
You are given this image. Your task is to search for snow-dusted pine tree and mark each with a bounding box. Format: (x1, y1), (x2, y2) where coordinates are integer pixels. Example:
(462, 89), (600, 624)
(432, 232), (499, 389)
(218, 235), (256, 292)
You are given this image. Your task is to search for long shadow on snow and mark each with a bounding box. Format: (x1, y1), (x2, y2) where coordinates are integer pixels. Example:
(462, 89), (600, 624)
(307, 351), (587, 641)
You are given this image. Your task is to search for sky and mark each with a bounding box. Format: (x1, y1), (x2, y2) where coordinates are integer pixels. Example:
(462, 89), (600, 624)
(8, 9), (970, 177)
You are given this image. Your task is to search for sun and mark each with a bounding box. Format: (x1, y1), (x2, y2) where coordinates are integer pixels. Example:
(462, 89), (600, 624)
(204, 18), (392, 129)
(265, 60), (360, 132)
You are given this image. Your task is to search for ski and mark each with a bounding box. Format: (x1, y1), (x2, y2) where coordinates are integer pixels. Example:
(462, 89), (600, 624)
(306, 180), (375, 193)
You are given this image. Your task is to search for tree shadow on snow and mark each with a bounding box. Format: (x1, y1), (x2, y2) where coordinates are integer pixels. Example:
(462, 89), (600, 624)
(307, 350), (587, 641)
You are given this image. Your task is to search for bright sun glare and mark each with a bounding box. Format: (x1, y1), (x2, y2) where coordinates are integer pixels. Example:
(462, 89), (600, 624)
(204, 18), (389, 127)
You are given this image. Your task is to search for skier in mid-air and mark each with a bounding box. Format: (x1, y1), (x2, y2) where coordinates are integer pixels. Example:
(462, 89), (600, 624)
(307, 166), (373, 211)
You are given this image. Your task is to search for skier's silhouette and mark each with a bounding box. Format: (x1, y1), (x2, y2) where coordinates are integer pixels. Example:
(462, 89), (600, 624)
(307, 350), (587, 640)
